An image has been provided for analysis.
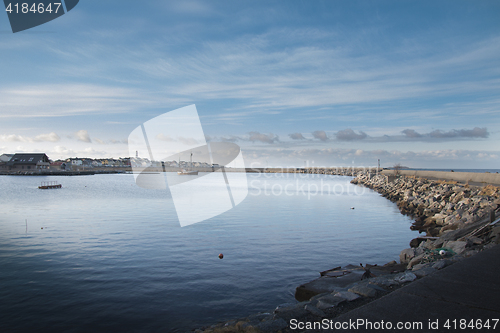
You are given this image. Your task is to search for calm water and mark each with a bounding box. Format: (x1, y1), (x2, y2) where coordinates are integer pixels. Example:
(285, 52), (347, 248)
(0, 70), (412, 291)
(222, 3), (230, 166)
(0, 173), (416, 332)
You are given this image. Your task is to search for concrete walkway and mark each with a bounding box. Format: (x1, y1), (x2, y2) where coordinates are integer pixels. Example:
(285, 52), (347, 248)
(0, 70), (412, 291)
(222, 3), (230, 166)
(329, 245), (500, 332)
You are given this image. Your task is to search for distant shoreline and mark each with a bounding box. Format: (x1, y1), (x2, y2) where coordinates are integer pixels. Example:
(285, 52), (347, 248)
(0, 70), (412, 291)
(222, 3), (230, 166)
(1, 167), (499, 179)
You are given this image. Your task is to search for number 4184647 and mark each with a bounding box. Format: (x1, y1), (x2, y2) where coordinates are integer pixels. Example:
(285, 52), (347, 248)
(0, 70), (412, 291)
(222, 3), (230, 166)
(443, 319), (498, 330)
(5, 3), (62, 14)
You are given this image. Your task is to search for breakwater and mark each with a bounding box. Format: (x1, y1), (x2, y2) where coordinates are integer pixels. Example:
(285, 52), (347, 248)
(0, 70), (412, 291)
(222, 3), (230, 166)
(380, 169), (500, 186)
(198, 172), (500, 333)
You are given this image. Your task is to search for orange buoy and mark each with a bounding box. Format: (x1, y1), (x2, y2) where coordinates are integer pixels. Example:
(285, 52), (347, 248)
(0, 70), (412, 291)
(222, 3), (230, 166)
(218, 253), (224, 259)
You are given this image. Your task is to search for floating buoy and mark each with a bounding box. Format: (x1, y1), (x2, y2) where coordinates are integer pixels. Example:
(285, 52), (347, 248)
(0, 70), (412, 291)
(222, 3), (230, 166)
(41, 227), (43, 229)
(218, 253), (224, 259)
(350, 207), (355, 210)
(439, 250), (447, 256)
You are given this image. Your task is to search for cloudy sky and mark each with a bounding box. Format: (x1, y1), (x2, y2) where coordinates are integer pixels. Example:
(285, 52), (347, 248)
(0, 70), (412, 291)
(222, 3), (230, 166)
(1, 0), (499, 168)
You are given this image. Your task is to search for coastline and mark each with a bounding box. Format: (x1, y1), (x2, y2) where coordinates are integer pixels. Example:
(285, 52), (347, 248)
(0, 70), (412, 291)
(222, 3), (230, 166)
(197, 171), (500, 333)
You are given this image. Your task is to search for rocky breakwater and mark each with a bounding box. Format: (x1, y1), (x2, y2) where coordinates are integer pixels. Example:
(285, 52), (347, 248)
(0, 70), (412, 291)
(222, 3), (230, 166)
(351, 173), (500, 267)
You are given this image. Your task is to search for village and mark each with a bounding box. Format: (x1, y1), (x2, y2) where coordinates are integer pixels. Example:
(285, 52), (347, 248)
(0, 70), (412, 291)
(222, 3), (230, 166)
(0, 152), (214, 174)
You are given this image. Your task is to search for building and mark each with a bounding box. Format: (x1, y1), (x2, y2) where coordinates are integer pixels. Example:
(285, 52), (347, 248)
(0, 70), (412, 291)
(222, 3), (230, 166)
(5, 153), (51, 171)
(0, 153), (14, 162)
(0, 154), (14, 170)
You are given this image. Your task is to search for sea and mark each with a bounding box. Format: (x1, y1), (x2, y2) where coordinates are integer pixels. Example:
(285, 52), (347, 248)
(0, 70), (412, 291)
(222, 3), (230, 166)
(0, 173), (417, 332)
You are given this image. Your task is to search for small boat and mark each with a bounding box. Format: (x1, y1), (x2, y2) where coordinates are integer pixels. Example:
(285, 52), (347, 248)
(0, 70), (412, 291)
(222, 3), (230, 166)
(39, 181), (62, 189)
(178, 170), (199, 175)
(178, 152), (199, 175)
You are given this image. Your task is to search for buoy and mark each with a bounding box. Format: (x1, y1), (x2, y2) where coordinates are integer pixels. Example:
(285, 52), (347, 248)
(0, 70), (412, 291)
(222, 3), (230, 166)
(218, 253), (224, 259)
(439, 250), (447, 256)
(350, 207), (355, 210)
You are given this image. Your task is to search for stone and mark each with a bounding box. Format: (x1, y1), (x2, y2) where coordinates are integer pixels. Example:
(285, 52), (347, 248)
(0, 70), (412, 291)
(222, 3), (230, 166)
(413, 267), (437, 278)
(367, 276), (398, 287)
(309, 292), (330, 301)
(348, 284), (377, 297)
(334, 291), (360, 301)
(445, 240), (467, 254)
(274, 303), (295, 313)
(466, 237), (483, 246)
(409, 238), (425, 248)
(384, 260), (397, 266)
(367, 283), (388, 292)
(255, 318), (288, 332)
(295, 269), (366, 301)
(272, 303), (308, 321)
(463, 249), (480, 257)
(411, 263), (430, 271)
(394, 271), (417, 283)
(407, 253), (425, 269)
(400, 248), (415, 263)
(305, 304), (326, 317)
(432, 259), (452, 270)
(316, 295), (346, 309)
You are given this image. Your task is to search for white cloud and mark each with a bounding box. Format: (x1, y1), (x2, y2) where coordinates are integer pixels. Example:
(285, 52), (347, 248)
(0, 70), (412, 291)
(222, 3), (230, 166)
(75, 130), (91, 143)
(248, 132), (279, 144)
(289, 133), (306, 140)
(312, 130), (328, 141)
(0, 132), (60, 142)
(34, 132), (60, 142)
(53, 146), (75, 155)
(335, 129), (367, 141)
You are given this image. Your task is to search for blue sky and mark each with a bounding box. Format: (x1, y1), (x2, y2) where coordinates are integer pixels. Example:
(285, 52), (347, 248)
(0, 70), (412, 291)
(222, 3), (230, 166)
(1, 0), (499, 168)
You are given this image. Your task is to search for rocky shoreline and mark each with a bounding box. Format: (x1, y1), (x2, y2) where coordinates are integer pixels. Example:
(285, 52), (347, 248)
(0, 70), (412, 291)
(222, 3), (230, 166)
(196, 172), (500, 333)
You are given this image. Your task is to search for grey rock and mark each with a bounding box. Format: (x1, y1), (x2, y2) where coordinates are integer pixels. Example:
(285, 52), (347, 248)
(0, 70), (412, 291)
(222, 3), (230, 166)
(414, 247), (426, 256)
(411, 263), (426, 271)
(305, 304), (325, 317)
(256, 318), (288, 332)
(463, 249), (480, 257)
(316, 295), (346, 309)
(451, 255), (466, 262)
(407, 253), (425, 269)
(394, 271), (417, 283)
(348, 284), (377, 297)
(309, 292), (331, 301)
(413, 267), (437, 278)
(445, 240), (467, 254)
(400, 248), (415, 263)
(273, 303), (308, 321)
(334, 291), (360, 301)
(274, 303), (295, 313)
(483, 243), (497, 250)
(367, 276), (398, 287)
(432, 259), (452, 270)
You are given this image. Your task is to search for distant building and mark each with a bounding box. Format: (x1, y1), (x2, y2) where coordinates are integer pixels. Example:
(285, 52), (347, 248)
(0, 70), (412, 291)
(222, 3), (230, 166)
(0, 153), (14, 162)
(5, 153), (51, 171)
(70, 159), (83, 166)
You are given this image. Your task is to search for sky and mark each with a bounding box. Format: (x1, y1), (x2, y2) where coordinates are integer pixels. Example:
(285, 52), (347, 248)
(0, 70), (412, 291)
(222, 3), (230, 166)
(0, 0), (499, 169)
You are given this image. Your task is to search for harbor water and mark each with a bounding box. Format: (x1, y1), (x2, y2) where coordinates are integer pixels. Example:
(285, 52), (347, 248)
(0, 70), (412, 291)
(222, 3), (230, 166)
(0, 173), (416, 332)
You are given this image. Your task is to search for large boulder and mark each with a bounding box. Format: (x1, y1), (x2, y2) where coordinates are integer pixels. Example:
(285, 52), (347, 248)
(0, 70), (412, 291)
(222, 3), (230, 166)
(444, 240), (467, 254)
(399, 248), (415, 264)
